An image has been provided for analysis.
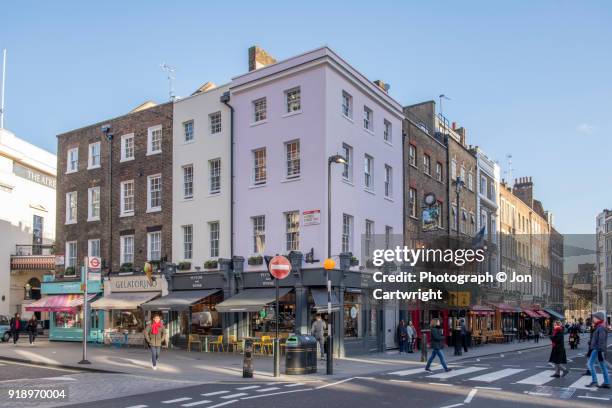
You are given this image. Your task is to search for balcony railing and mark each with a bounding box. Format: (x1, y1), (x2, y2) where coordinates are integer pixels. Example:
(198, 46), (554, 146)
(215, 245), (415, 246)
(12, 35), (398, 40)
(13, 244), (55, 256)
(11, 244), (56, 271)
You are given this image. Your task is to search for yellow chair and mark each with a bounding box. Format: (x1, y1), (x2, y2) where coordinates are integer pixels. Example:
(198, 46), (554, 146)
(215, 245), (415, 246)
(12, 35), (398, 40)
(209, 335), (224, 352)
(261, 335), (274, 355)
(228, 335), (240, 353)
(188, 334), (202, 352)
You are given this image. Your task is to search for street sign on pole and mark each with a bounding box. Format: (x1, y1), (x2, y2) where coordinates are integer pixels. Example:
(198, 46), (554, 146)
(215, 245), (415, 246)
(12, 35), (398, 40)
(79, 262), (90, 365)
(268, 255), (291, 377)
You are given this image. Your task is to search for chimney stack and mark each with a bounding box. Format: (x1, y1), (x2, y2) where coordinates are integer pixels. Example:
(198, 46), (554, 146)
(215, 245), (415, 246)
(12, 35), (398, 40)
(248, 46), (277, 71)
(373, 80), (389, 93)
(455, 127), (467, 146)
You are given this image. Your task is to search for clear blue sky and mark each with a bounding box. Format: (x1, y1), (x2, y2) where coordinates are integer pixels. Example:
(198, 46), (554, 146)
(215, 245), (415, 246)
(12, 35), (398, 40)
(1, 1), (610, 234)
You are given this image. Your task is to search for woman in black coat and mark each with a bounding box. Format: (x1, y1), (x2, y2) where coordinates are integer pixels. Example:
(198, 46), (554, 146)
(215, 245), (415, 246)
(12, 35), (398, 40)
(549, 320), (569, 377)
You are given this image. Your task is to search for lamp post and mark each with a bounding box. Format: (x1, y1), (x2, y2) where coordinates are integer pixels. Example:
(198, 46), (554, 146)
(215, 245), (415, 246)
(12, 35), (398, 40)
(454, 176), (464, 310)
(326, 154), (347, 375)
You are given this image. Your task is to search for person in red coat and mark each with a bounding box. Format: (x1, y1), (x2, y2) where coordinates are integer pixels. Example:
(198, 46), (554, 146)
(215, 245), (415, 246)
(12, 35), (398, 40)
(549, 320), (568, 378)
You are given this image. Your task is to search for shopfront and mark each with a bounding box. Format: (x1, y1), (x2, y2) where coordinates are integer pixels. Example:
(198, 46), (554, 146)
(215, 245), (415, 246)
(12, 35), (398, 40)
(26, 277), (103, 341)
(90, 274), (166, 345)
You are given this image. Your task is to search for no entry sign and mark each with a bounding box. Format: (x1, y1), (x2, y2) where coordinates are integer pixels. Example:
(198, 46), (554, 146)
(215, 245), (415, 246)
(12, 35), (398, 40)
(269, 255), (291, 280)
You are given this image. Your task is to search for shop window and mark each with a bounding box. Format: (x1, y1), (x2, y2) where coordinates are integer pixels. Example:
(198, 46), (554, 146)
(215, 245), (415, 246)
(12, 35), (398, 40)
(54, 311), (81, 329)
(344, 293), (362, 338)
(251, 291), (295, 336)
(111, 309), (144, 332)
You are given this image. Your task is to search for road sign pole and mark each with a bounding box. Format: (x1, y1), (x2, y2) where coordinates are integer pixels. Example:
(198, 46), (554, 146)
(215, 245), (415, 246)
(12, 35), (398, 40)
(79, 263), (90, 364)
(274, 277), (280, 377)
(267, 255), (291, 378)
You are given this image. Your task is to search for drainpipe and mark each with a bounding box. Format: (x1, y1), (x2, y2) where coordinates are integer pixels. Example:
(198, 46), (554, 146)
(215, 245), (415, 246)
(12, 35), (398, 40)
(220, 92), (234, 262)
(102, 125), (113, 275)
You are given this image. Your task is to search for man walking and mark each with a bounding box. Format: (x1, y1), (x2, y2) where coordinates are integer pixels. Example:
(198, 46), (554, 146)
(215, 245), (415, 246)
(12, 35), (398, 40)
(585, 312), (610, 389)
(425, 318), (452, 373)
(533, 321), (541, 343)
(144, 314), (166, 370)
(26, 315), (38, 345)
(311, 315), (327, 360)
(397, 320), (408, 355)
(9, 313), (21, 345)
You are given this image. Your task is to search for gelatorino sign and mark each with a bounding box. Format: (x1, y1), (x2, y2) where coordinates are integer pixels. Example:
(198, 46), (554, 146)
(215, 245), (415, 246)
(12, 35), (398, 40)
(111, 275), (160, 292)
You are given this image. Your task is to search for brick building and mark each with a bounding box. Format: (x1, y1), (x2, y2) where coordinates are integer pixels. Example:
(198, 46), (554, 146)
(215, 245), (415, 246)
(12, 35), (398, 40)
(55, 102), (173, 277)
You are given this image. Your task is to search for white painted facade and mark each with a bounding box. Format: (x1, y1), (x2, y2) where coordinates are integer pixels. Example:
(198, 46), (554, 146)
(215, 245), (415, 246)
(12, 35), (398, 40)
(230, 47), (404, 270)
(475, 147), (500, 275)
(0, 128), (56, 316)
(172, 84), (232, 270)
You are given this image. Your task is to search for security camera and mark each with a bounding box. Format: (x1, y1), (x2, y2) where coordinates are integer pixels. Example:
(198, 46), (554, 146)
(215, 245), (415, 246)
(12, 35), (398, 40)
(101, 124), (111, 133)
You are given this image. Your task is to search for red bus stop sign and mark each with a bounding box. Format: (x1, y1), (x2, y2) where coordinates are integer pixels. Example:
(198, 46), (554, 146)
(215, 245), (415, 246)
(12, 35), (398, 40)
(269, 255), (291, 280)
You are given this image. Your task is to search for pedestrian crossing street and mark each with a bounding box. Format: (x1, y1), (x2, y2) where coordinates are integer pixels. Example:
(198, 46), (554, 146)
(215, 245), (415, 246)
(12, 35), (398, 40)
(387, 364), (608, 392)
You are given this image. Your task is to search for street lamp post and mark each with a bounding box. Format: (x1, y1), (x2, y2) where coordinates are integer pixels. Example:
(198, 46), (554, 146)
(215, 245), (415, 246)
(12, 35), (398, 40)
(326, 154), (347, 375)
(454, 176), (464, 310)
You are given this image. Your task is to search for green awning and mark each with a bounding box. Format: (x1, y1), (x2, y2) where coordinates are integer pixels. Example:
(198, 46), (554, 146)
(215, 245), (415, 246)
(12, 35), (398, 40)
(141, 289), (221, 311)
(215, 288), (292, 313)
(544, 308), (565, 320)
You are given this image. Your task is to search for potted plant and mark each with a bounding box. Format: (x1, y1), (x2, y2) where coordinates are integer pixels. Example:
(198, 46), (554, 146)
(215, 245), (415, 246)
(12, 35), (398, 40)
(248, 255), (263, 266)
(350, 256), (359, 267)
(204, 259), (218, 270)
(64, 266), (75, 275)
(120, 263), (133, 272)
(177, 261), (192, 271)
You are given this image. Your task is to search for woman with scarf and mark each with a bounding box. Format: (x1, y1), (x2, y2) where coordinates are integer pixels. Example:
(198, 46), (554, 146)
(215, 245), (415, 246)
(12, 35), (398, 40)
(549, 320), (569, 378)
(144, 314), (166, 370)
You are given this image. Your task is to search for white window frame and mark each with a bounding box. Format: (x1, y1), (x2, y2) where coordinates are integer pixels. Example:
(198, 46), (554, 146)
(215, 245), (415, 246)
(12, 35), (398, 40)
(342, 214), (353, 253)
(364, 154), (374, 190)
(209, 159), (221, 194)
(120, 235), (134, 265)
(147, 231), (162, 261)
(384, 165), (393, 198)
(253, 148), (266, 185)
(436, 162), (443, 182)
(385, 226), (393, 250)
(120, 180), (134, 216)
(88, 238), (100, 258)
(147, 174), (162, 212)
(88, 142), (101, 169)
(365, 220), (374, 257)
(409, 188), (417, 217)
(285, 87), (301, 113)
(285, 140), (300, 179)
(65, 241), (77, 272)
(120, 133), (135, 162)
(383, 119), (392, 143)
(65, 191), (77, 224)
(253, 98), (267, 123)
(183, 120), (194, 142)
(66, 147), (78, 173)
(363, 106), (373, 131)
(341, 91), (353, 119)
(183, 225), (193, 260)
(209, 112), (222, 134)
(423, 154), (431, 175)
(252, 215), (265, 254)
(285, 211), (300, 251)
(409, 145), (416, 167)
(87, 186), (100, 221)
(147, 125), (163, 155)
(183, 165), (194, 199)
(209, 221), (220, 258)
(342, 143), (353, 182)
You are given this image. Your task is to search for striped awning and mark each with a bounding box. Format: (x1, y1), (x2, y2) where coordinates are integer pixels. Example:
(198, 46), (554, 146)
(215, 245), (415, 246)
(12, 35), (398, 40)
(536, 310), (550, 318)
(25, 294), (96, 312)
(10, 255), (55, 271)
(522, 308), (540, 318)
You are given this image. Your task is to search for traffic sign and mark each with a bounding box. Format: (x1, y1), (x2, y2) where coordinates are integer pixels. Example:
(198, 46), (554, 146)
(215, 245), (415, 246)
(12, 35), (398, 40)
(87, 256), (101, 270)
(268, 255), (291, 280)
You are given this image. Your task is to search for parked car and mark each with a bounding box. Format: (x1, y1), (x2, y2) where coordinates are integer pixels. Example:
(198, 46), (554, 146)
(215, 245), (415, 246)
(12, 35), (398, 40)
(0, 315), (10, 342)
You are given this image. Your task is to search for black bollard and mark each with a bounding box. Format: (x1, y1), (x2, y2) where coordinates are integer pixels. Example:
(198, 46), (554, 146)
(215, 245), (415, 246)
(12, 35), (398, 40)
(243, 338), (254, 378)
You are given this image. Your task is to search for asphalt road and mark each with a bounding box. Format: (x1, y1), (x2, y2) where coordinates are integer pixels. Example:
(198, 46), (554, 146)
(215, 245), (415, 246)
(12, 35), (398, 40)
(0, 358), (80, 382)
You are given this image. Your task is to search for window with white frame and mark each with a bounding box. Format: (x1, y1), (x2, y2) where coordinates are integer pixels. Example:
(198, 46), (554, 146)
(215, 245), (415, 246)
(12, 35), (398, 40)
(342, 214), (353, 253)
(409, 145), (416, 167)
(253, 98), (267, 122)
(209, 222), (219, 257)
(183, 120), (194, 142)
(66, 241), (77, 271)
(409, 188), (417, 217)
(342, 143), (353, 181)
(67, 147), (78, 173)
(365, 220), (374, 258)
(147, 125), (162, 155)
(209, 159), (221, 194)
(341, 91), (353, 118)
(385, 226), (393, 250)
(66, 191), (77, 224)
(210, 112), (222, 134)
(363, 106), (373, 131)
(383, 120), (392, 143)
(120, 180), (134, 216)
(436, 162), (443, 182)
(253, 148), (266, 185)
(285, 140), (300, 178)
(460, 166), (466, 183)
(451, 159), (457, 180)
(468, 171), (474, 191)
(384, 165), (393, 198)
(480, 175), (487, 195)
(147, 231), (161, 261)
(88, 186), (100, 221)
(88, 142), (101, 169)
(147, 174), (162, 211)
(252, 215), (265, 254)
(183, 225), (193, 260)
(364, 155), (374, 190)
(121, 133), (135, 161)
(285, 211), (300, 251)
(88, 239), (100, 258)
(423, 154), (431, 175)
(120, 235), (134, 264)
(183, 165), (194, 199)
(285, 87), (301, 113)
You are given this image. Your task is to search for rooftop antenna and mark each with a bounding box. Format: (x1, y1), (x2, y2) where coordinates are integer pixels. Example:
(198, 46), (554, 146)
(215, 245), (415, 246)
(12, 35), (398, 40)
(160, 62), (176, 102)
(1, 49), (6, 129)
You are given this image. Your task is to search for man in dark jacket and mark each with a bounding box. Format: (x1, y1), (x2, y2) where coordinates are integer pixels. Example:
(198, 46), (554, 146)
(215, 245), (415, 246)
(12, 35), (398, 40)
(425, 319), (452, 372)
(397, 320), (408, 354)
(586, 312), (610, 388)
(144, 314), (166, 370)
(9, 313), (21, 345)
(26, 316), (38, 345)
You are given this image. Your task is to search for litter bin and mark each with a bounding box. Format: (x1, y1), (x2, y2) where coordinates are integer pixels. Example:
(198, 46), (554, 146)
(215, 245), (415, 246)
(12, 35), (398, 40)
(285, 334), (317, 375)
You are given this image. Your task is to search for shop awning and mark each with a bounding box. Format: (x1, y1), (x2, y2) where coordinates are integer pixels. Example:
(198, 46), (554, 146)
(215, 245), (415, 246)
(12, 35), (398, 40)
(536, 310), (550, 318)
(544, 308), (565, 320)
(522, 308), (540, 318)
(215, 288), (292, 313)
(311, 288), (340, 312)
(25, 294), (96, 312)
(90, 292), (159, 310)
(492, 303), (520, 313)
(141, 289), (221, 311)
(470, 305), (494, 315)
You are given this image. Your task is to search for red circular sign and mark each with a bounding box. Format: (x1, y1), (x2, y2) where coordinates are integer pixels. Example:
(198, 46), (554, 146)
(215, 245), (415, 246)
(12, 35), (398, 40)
(89, 257), (100, 268)
(269, 256), (291, 280)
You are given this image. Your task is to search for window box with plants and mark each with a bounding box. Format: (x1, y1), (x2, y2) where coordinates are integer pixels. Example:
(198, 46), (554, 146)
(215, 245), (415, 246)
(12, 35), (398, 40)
(64, 266), (75, 276)
(120, 263), (133, 272)
(350, 256), (359, 267)
(203, 259), (218, 270)
(248, 255), (263, 266)
(177, 261), (192, 271)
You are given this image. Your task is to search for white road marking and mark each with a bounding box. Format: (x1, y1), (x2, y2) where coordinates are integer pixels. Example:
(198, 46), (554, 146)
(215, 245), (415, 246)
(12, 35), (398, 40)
(240, 389), (309, 400)
(207, 401), (238, 408)
(162, 397), (192, 404)
(236, 385), (260, 390)
(221, 393), (247, 399)
(527, 392), (551, 396)
(439, 404), (464, 408)
(256, 387), (280, 392)
(125, 405), (148, 408)
(202, 391), (229, 396)
(388, 367), (445, 376)
(284, 383), (304, 387)
(464, 388), (478, 403)
(41, 376), (78, 381)
(515, 370), (556, 385)
(474, 386), (501, 390)
(390, 379), (413, 383)
(181, 401), (212, 407)
(577, 396), (610, 401)
(568, 374), (604, 390)
(469, 368), (525, 383)
(316, 378), (356, 389)
(429, 367), (487, 379)
(428, 382), (453, 386)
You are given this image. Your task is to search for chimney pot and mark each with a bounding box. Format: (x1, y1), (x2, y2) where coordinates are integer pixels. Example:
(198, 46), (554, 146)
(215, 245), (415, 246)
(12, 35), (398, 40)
(248, 46), (277, 71)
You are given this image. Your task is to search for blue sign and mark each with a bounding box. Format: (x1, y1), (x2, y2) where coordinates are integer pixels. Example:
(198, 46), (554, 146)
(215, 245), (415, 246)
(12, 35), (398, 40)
(41, 280), (102, 295)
